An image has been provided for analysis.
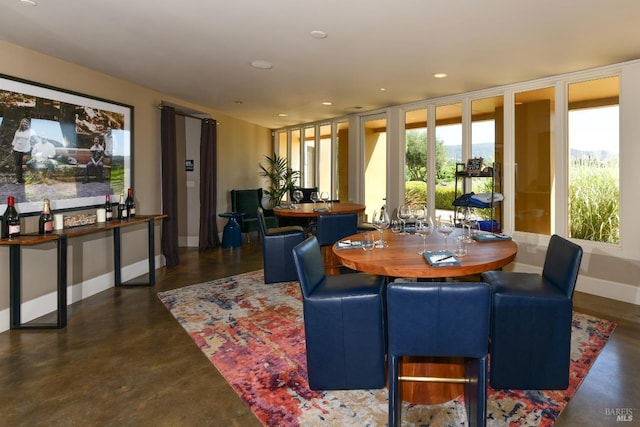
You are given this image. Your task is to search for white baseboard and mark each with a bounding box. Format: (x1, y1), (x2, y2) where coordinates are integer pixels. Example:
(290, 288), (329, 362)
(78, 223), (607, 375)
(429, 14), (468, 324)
(510, 261), (640, 305)
(0, 255), (165, 333)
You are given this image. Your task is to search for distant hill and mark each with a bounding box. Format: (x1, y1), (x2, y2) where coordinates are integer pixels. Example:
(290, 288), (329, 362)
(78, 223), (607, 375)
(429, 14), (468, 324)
(445, 143), (495, 165)
(445, 143), (617, 164)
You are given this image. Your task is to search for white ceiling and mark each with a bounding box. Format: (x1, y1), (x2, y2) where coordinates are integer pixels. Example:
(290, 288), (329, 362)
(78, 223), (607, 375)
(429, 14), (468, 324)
(1, 0), (640, 129)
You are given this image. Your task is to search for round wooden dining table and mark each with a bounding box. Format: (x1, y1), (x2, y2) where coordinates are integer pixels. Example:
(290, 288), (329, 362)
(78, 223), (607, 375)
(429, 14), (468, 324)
(333, 228), (517, 405)
(333, 227), (517, 279)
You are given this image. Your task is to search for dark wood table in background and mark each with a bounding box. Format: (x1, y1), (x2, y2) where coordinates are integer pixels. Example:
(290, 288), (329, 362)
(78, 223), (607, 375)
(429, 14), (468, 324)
(273, 202), (366, 218)
(334, 228), (517, 405)
(1, 214), (166, 330)
(275, 203), (367, 273)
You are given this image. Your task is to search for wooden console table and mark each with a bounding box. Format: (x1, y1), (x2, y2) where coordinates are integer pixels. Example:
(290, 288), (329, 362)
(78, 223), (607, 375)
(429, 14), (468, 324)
(1, 214), (166, 330)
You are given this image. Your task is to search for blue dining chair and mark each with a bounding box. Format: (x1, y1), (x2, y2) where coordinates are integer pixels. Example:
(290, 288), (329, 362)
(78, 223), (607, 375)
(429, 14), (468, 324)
(481, 234), (583, 390)
(386, 281), (491, 427)
(292, 236), (387, 390)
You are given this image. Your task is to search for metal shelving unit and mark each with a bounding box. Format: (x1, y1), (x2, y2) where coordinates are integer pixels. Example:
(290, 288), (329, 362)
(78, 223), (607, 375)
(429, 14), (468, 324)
(453, 162), (502, 232)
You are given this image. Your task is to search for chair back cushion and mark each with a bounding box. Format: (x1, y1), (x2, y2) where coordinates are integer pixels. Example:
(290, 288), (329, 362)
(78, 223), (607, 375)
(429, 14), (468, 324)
(231, 189), (261, 219)
(542, 234), (583, 298)
(387, 281), (490, 358)
(231, 189), (264, 233)
(292, 236), (326, 298)
(316, 213), (358, 246)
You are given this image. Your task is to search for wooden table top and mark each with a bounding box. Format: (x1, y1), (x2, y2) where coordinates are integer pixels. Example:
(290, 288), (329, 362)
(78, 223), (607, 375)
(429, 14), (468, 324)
(0, 214), (167, 244)
(273, 202), (365, 218)
(333, 228), (517, 278)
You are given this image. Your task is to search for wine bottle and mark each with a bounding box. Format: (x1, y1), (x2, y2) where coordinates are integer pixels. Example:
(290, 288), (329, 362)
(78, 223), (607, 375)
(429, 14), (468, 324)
(105, 194), (113, 221)
(38, 198), (54, 234)
(117, 191), (128, 220)
(2, 196), (20, 239)
(125, 188), (136, 218)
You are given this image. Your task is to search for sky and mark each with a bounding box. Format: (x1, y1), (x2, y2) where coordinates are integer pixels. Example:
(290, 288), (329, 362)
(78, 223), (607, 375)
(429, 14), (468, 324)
(435, 106), (619, 155)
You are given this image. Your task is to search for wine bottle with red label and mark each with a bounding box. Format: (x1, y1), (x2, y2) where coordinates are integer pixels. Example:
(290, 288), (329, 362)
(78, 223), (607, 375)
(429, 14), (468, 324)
(2, 196), (20, 239)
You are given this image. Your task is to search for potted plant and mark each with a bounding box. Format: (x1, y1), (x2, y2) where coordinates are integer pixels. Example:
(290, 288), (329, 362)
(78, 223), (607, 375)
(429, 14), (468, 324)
(259, 153), (300, 208)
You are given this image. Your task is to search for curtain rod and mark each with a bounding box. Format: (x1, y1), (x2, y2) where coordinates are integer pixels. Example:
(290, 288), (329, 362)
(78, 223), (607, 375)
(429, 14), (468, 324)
(158, 103), (213, 121)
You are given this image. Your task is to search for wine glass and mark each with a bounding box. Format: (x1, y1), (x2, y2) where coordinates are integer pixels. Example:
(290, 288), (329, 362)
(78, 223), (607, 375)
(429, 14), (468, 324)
(320, 191), (330, 209)
(416, 217), (433, 255)
(462, 207), (477, 243)
(310, 191), (320, 209)
(413, 205), (426, 223)
(437, 216), (455, 251)
(398, 205), (412, 235)
(372, 209), (390, 248)
(292, 189), (303, 209)
(390, 219), (402, 234)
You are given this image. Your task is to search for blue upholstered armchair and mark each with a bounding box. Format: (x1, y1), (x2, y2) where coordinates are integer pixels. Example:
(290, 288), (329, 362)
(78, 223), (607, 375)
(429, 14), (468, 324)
(256, 207), (305, 284)
(291, 236), (387, 391)
(481, 234), (583, 390)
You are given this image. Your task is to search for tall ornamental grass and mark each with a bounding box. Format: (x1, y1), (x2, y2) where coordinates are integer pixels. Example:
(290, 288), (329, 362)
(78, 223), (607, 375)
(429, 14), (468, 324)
(569, 162), (619, 243)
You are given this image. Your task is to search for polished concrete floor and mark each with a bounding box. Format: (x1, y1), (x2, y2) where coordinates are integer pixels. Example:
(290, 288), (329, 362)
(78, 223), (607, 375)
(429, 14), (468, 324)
(0, 241), (638, 426)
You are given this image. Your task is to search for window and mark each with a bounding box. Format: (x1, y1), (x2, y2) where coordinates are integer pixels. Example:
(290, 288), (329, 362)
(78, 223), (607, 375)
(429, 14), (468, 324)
(290, 129), (301, 187)
(318, 124), (331, 196)
(335, 121), (349, 201)
(568, 76), (619, 243)
(435, 103), (462, 218)
(471, 96), (504, 225)
(363, 115), (387, 221)
(302, 126), (316, 188)
(404, 108), (427, 205)
(514, 87), (555, 234)
(277, 130), (287, 158)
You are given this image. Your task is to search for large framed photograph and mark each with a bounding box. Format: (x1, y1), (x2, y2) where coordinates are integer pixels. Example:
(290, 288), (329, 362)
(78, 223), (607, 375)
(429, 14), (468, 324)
(0, 74), (133, 215)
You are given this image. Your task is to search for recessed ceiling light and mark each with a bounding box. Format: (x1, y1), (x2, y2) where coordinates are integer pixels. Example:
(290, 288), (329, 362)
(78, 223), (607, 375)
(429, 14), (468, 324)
(20, 0), (37, 5)
(277, 113), (288, 117)
(234, 101), (243, 105)
(379, 87), (387, 91)
(321, 101), (333, 106)
(309, 30), (328, 39)
(250, 60), (273, 70)
(433, 73), (448, 78)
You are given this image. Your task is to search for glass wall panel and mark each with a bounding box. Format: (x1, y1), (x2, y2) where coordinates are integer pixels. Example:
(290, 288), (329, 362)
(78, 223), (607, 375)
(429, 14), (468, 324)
(318, 124), (331, 197)
(277, 131), (287, 158)
(289, 129), (301, 202)
(435, 103), (461, 219)
(568, 76), (619, 243)
(471, 96), (504, 226)
(302, 126), (316, 188)
(404, 109), (427, 207)
(363, 116), (387, 222)
(336, 121), (349, 202)
(514, 87), (554, 234)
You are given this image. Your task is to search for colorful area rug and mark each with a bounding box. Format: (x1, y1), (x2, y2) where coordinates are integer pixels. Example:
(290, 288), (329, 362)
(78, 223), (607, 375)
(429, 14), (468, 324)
(157, 270), (616, 427)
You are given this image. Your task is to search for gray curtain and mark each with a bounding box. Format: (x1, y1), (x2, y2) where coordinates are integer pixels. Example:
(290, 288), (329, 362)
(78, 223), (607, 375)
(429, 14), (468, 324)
(199, 119), (220, 249)
(161, 106), (179, 266)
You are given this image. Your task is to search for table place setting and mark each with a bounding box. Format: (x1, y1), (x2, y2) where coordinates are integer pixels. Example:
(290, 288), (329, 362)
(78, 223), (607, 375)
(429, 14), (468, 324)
(472, 231), (512, 242)
(423, 250), (461, 267)
(336, 239), (363, 249)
